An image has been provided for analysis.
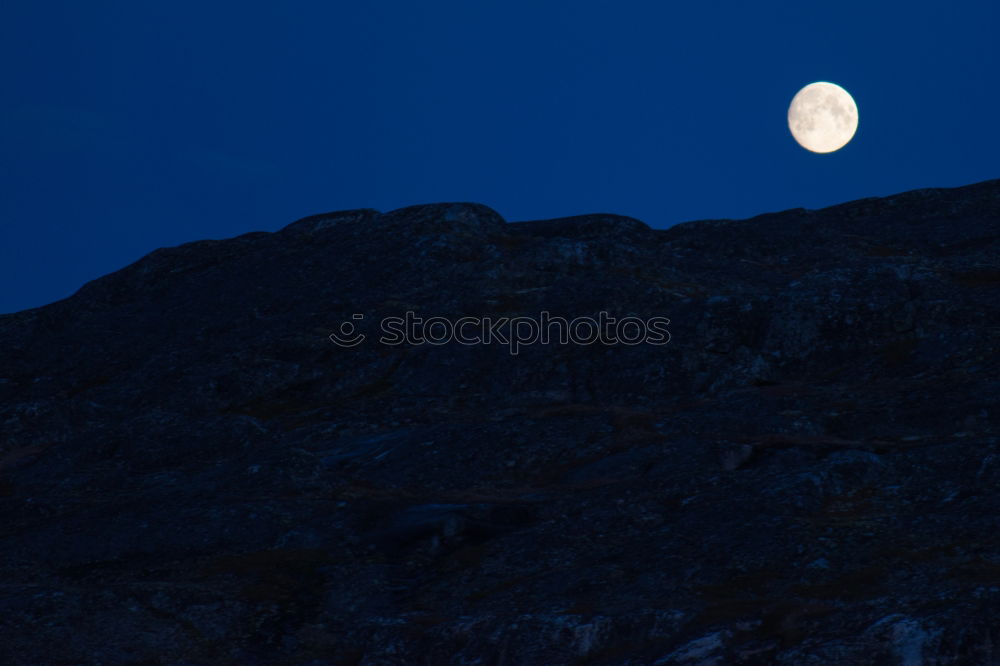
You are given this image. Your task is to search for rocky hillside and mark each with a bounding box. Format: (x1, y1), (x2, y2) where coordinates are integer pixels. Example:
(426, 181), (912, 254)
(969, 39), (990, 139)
(1, 179), (1000, 664)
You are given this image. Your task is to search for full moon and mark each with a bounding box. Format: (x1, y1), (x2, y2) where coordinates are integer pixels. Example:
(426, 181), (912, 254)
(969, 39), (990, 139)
(787, 81), (858, 153)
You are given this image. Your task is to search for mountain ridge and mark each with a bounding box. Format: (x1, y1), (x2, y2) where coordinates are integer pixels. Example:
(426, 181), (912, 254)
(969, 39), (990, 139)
(7, 177), (998, 321)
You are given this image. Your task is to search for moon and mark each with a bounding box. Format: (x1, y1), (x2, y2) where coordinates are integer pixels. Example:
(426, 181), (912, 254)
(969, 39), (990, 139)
(787, 82), (858, 153)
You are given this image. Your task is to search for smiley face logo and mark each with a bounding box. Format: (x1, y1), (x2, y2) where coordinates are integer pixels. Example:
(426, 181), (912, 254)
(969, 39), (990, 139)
(329, 314), (366, 347)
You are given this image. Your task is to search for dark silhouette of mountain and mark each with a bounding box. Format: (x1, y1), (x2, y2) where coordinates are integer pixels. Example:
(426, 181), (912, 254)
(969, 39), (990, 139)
(2, 179), (1000, 664)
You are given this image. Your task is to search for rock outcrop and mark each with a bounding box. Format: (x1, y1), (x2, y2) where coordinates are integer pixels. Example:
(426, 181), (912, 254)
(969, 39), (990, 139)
(1, 179), (999, 664)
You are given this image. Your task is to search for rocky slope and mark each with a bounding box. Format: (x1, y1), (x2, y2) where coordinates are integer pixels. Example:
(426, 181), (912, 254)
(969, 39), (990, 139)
(1, 179), (1000, 664)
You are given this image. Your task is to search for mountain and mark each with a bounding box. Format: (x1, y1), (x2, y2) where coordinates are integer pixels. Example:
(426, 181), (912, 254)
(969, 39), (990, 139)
(2, 179), (999, 664)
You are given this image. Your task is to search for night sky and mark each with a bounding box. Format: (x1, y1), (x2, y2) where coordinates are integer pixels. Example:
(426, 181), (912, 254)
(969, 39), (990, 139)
(2, 1), (997, 314)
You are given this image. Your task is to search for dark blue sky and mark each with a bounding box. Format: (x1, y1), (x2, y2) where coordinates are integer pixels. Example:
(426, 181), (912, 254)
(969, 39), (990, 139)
(2, 1), (997, 313)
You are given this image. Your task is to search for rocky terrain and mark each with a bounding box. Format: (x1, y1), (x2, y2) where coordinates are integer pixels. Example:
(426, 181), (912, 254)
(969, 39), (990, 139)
(1, 178), (1000, 664)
